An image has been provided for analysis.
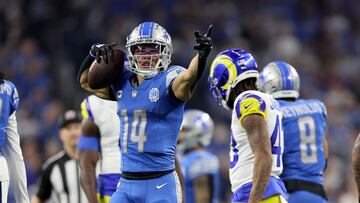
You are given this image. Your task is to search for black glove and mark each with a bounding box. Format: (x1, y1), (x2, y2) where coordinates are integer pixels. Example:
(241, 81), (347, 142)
(194, 24), (214, 58)
(89, 41), (119, 64)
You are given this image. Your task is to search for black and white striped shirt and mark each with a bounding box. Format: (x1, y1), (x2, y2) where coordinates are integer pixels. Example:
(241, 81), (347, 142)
(36, 151), (88, 203)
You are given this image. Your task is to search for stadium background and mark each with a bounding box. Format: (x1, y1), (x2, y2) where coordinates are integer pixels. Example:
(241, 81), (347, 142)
(1, 0), (360, 202)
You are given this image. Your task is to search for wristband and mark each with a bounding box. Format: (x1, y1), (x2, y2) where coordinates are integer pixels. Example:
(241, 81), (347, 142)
(77, 136), (100, 151)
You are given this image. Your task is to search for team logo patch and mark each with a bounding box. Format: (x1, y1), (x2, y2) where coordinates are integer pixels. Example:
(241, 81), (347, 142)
(117, 90), (123, 99)
(149, 88), (159, 102)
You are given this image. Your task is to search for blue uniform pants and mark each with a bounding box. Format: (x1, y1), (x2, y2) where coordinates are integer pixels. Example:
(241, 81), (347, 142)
(110, 171), (182, 203)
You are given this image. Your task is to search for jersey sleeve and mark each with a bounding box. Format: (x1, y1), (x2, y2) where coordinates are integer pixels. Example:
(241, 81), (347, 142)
(9, 82), (19, 114)
(165, 65), (186, 103)
(318, 100), (327, 119)
(80, 97), (95, 122)
(235, 93), (267, 122)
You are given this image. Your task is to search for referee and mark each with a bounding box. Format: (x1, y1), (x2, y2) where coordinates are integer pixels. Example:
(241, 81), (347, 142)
(31, 110), (88, 203)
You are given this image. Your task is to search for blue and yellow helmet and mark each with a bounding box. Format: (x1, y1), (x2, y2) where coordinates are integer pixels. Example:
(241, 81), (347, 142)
(258, 61), (300, 99)
(208, 48), (259, 109)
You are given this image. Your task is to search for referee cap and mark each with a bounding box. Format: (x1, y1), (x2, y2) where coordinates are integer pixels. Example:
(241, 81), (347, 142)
(59, 110), (81, 128)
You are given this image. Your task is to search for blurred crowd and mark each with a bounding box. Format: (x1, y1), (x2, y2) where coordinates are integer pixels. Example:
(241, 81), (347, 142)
(1, 0), (360, 202)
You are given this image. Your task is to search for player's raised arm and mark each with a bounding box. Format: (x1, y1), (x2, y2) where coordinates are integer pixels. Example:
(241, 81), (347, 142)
(77, 42), (123, 100)
(172, 25), (213, 101)
(242, 114), (273, 203)
(78, 118), (100, 203)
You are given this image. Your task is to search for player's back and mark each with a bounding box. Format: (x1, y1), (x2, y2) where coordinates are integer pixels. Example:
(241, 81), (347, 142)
(181, 150), (220, 203)
(279, 99), (327, 185)
(81, 95), (121, 175)
(111, 66), (186, 173)
(0, 80), (18, 150)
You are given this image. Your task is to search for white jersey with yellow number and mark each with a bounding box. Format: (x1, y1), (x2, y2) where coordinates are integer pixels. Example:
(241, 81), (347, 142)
(81, 95), (121, 175)
(230, 90), (284, 192)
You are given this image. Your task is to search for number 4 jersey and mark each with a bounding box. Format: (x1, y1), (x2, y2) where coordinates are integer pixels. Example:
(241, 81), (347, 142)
(230, 90), (287, 201)
(278, 99), (327, 185)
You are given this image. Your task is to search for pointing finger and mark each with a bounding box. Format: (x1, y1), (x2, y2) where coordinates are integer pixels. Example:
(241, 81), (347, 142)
(204, 24), (214, 37)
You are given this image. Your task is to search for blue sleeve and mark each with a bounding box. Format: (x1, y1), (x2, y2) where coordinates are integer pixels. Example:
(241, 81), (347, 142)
(319, 101), (327, 119)
(9, 82), (19, 114)
(165, 65), (186, 104)
(77, 136), (100, 151)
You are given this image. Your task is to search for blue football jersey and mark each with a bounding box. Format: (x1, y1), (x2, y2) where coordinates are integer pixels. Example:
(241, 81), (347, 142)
(279, 99), (327, 185)
(180, 150), (220, 203)
(112, 66), (186, 172)
(0, 80), (19, 149)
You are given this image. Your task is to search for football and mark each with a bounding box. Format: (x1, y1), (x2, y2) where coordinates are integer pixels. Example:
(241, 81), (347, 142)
(88, 49), (126, 89)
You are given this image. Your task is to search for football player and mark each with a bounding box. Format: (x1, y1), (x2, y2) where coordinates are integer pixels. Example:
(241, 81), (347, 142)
(177, 109), (220, 203)
(78, 95), (121, 203)
(208, 49), (287, 203)
(259, 61), (328, 203)
(0, 73), (29, 203)
(77, 22), (213, 202)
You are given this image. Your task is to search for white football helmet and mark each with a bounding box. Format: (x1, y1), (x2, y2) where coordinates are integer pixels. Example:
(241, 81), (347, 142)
(125, 22), (172, 78)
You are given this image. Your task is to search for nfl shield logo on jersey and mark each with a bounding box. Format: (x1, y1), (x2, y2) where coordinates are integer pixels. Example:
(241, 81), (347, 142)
(149, 88), (159, 102)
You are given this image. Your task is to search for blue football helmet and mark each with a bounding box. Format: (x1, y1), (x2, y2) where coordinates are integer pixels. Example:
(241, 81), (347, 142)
(126, 22), (173, 78)
(208, 48), (259, 109)
(177, 109), (214, 153)
(258, 61), (300, 99)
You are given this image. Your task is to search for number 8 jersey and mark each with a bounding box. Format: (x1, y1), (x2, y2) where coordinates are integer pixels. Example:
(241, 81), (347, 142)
(230, 90), (287, 199)
(278, 99), (327, 185)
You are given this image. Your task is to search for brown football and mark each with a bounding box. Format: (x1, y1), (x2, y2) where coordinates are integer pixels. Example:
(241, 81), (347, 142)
(88, 49), (126, 89)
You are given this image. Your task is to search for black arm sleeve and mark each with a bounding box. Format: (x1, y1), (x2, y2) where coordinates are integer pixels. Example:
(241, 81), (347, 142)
(108, 87), (116, 101)
(36, 164), (54, 200)
(191, 55), (208, 91)
(77, 54), (95, 86)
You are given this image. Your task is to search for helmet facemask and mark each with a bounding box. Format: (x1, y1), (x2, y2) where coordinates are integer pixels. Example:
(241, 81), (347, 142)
(127, 42), (172, 78)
